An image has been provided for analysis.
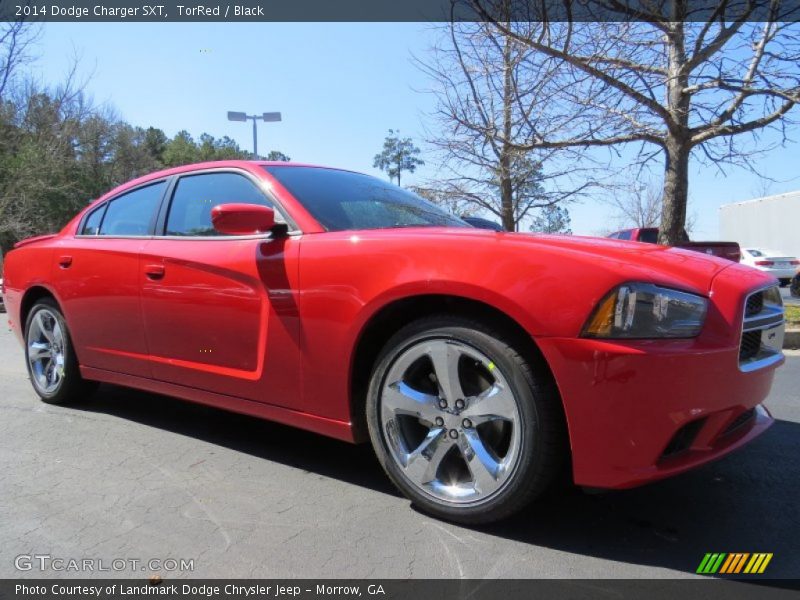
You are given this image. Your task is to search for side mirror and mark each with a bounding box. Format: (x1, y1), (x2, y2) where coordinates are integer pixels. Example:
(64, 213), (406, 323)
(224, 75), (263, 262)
(211, 203), (276, 235)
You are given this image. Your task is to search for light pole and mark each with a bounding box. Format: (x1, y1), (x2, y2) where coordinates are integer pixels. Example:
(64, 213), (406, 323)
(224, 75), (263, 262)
(227, 111), (282, 159)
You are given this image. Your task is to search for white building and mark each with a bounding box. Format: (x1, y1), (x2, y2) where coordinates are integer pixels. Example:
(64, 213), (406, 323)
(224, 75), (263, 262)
(719, 190), (800, 258)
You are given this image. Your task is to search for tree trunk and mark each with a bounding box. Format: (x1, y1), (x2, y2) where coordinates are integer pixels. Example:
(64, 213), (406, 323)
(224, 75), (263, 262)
(658, 14), (691, 246)
(658, 137), (691, 244)
(500, 162), (514, 231)
(500, 24), (515, 232)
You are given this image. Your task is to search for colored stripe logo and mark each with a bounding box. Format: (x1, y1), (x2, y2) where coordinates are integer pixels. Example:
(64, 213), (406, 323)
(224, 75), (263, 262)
(697, 553), (773, 574)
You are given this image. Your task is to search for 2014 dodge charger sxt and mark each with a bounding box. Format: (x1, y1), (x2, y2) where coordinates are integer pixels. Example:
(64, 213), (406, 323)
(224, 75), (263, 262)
(2, 161), (786, 523)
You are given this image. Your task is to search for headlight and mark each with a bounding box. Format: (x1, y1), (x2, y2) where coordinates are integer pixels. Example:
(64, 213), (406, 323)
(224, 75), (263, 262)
(582, 283), (708, 339)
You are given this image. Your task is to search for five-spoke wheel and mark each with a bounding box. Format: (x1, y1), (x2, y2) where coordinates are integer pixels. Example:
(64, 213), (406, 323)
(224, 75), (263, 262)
(27, 307), (67, 395)
(24, 297), (96, 404)
(380, 339), (522, 504)
(367, 316), (565, 524)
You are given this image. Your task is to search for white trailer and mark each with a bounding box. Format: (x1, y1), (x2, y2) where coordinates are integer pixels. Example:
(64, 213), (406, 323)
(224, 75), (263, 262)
(719, 191), (800, 259)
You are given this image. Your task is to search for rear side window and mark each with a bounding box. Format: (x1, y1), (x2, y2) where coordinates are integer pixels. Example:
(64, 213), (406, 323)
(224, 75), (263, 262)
(166, 172), (273, 236)
(99, 182), (166, 236)
(638, 230), (658, 243)
(81, 205), (107, 235)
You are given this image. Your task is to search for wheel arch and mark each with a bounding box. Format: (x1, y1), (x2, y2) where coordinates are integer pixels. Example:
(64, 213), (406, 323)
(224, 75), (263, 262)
(348, 293), (570, 454)
(20, 285), (61, 330)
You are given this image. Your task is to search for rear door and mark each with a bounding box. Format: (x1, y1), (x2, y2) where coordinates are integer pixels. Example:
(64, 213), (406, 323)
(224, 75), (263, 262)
(52, 180), (168, 377)
(139, 169), (303, 407)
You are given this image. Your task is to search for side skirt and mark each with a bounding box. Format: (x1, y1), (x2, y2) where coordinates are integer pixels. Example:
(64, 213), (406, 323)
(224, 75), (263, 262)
(80, 366), (357, 443)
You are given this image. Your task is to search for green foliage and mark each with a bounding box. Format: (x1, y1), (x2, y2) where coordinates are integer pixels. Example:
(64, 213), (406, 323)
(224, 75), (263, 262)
(529, 205), (572, 235)
(0, 88), (285, 253)
(264, 150), (291, 162)
(373, 129), (423, 186)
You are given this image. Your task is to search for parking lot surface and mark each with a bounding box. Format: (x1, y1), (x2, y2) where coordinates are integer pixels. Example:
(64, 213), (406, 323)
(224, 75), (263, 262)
(0, 323), (798, 579)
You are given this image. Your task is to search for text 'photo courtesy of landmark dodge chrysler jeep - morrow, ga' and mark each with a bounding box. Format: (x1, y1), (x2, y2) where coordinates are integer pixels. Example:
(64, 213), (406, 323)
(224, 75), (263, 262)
(2, 161), (786, 523)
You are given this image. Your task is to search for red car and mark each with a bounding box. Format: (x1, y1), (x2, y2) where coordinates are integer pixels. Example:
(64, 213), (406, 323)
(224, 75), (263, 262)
(2, 161), (786, 523)
(607, 227), (742, 262)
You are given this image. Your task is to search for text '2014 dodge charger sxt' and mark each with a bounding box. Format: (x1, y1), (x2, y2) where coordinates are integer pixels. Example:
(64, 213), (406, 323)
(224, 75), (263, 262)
(2, 161), (785, 523)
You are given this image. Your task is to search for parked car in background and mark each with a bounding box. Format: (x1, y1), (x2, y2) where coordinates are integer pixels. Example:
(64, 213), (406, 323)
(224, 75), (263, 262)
(2, 161), (785, 523)
(462, 216), (505, 232)
(607, 227), (741, 262)
(740, 248), (799, 287)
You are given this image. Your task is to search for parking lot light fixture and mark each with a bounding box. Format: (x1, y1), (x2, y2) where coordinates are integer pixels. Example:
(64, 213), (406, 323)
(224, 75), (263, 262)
(227, 110), (282, 159)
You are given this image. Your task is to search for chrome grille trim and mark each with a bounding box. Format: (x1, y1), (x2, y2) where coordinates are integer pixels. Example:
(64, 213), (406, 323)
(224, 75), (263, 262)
(739, 285), (785, 373)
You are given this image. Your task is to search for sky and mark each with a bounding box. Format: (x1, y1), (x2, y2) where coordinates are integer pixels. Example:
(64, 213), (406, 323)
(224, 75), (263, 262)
(32, 22), (800, 239)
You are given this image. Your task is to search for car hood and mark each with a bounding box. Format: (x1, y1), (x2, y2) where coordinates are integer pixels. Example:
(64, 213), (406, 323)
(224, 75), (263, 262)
(349, 228), (734, 295)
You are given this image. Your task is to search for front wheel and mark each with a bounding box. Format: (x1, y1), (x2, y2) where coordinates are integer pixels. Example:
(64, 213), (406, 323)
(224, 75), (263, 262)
(366, 316), (565, 524)
(24, 297), (96, 404)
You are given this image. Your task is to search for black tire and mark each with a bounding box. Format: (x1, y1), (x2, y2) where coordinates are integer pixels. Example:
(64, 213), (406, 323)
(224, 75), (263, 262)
(789, 275), (800, 298)
(366, 315), (566, 524)
(24, 297), (97, 405)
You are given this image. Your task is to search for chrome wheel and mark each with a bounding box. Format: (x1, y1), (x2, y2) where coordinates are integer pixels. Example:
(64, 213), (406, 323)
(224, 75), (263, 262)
(380, 338), (522, 505)
(27, 308), (66, 395)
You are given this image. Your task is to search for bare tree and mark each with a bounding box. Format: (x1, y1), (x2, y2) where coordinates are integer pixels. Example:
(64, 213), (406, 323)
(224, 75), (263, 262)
(0, 22), (39, 100)
(472, 0), (800, 244)
(419, 13), (595, 231)
(604, 173), (698, 233)
(606, 176), (663, 229)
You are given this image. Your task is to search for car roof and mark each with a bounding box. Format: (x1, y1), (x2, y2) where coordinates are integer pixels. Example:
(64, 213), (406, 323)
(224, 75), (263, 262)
(88, 160), (359, 210)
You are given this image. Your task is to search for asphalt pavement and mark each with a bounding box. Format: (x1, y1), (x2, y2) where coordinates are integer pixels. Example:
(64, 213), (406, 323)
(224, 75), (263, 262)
(0, 323), (798, 579)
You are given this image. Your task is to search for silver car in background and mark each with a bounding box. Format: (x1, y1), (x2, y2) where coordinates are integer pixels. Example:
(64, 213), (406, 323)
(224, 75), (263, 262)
(740, 248), (800, 286)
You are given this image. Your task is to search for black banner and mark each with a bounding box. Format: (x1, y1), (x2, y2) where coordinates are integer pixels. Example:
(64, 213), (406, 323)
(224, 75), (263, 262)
(3, 580), (800, 600)
(2, 0), (800, 23)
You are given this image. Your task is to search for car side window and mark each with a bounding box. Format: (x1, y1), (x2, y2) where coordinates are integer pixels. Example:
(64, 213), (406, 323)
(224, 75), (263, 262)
(81, 204), (107, 235)
(165, 172), (274, 237)
(99, 182), (166, 236)
(617, 231), (632, 241)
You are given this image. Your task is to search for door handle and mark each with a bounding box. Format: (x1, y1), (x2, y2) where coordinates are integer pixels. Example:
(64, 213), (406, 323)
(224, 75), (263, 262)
(58, 255), (73, 268)
(144, 264), (165, 280)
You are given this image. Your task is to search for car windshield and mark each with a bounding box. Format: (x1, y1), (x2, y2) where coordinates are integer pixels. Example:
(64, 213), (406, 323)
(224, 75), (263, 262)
(264, 166), (468, 231)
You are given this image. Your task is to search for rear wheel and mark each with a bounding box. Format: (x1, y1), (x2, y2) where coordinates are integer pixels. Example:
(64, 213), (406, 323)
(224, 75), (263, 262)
(25, 297), (96, 404)
(366, 315), (565, 524)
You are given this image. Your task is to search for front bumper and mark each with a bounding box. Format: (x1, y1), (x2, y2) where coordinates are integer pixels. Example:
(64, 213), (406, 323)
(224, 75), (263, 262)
(538, 265), (782, 489)
(538, 336), (776, 488)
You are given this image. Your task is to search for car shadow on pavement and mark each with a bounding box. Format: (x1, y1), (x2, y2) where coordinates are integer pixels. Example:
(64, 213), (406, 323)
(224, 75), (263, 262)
(69, 383), (398, 497)
(478, 419), (800, 580)
(71, 385), (798, 580)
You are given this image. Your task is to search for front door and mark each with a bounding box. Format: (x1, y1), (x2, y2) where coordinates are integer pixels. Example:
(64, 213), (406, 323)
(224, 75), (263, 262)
(139, 170), (302, 407)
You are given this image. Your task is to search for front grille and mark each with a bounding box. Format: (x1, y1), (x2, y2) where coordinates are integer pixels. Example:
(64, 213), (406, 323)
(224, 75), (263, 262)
(739, 330), (761, 361)
(739, 286), (784, 371)
(722, 408), (756, 436)
(745, 292), (763, 317)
